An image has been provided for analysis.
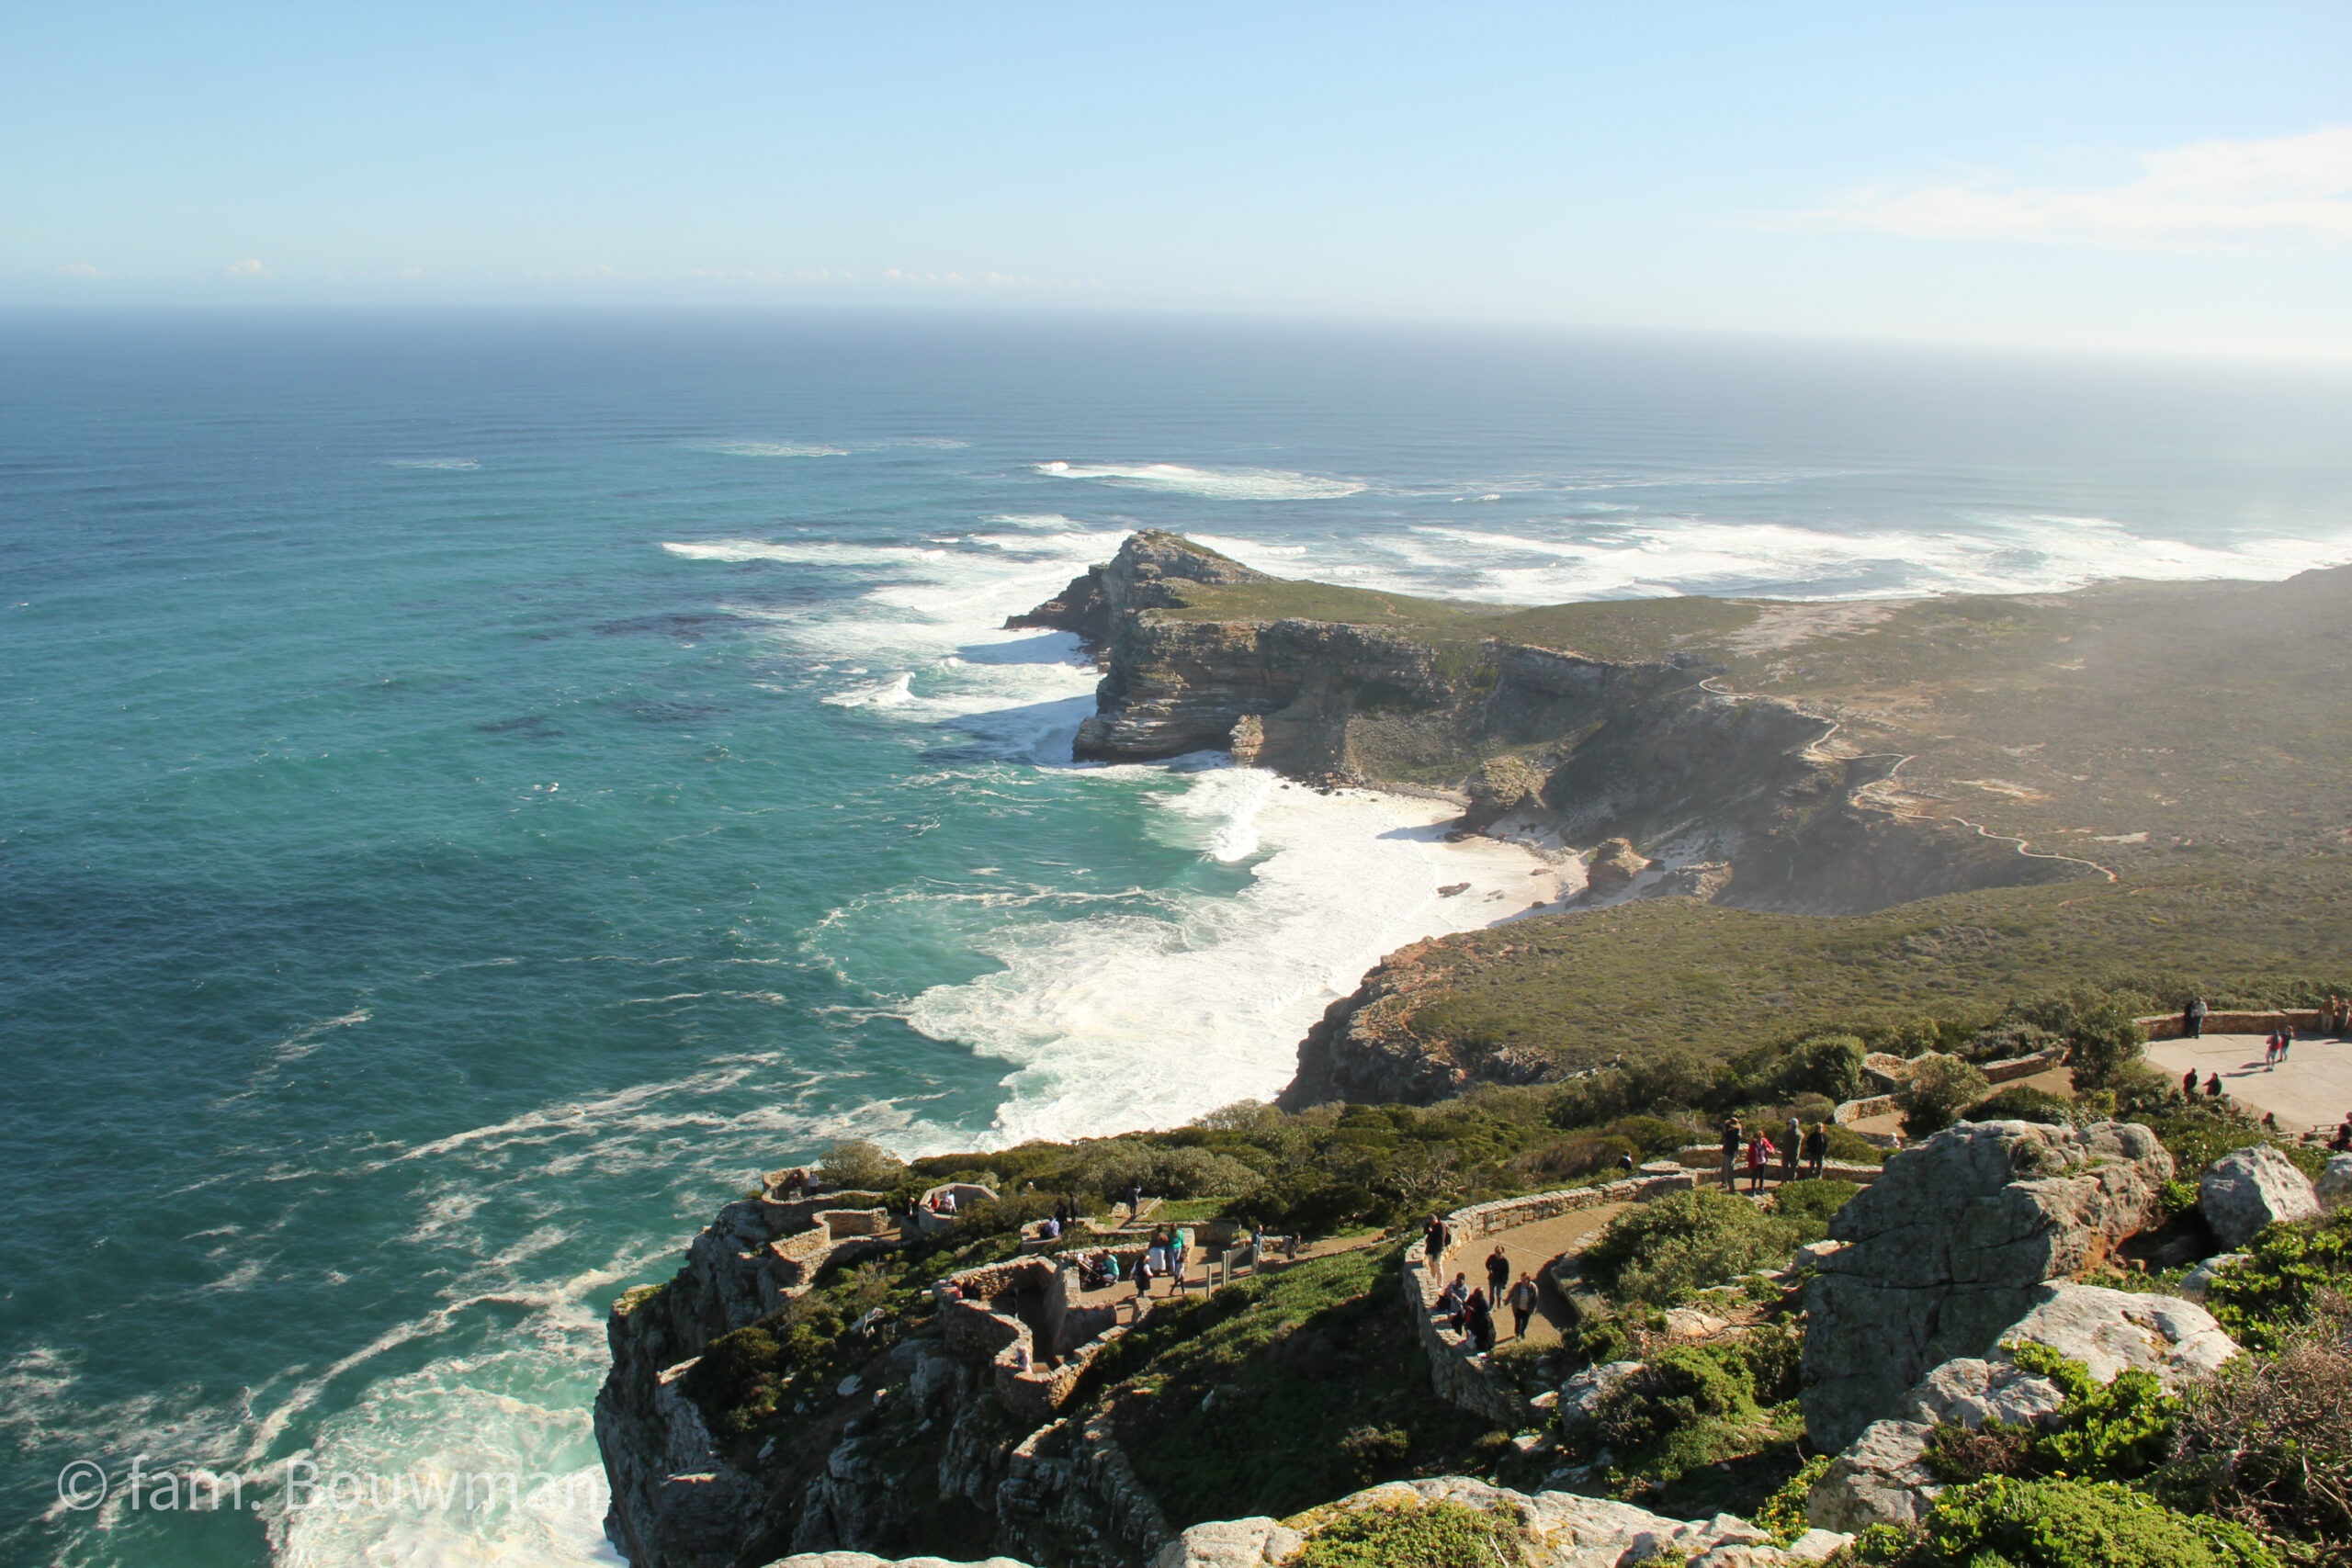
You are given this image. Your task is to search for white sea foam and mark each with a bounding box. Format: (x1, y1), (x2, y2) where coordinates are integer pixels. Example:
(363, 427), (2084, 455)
(662, 538), (947, 567)
(381, 457), (480, 470)
(903, 773), (1564, 1145)
(1034, 460), (1366, 499)
(1306, 517), (2352, 604)
(820, 672), (917, 708)
(690, 440), (849, 457)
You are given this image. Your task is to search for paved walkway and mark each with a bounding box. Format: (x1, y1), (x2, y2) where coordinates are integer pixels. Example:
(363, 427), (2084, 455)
(1441, 1202), (1631, 1348)
(2147, 1032), (2352, 1137)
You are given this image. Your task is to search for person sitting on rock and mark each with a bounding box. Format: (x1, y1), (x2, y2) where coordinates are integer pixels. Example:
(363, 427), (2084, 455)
(1441, 1272), (1470, 1330)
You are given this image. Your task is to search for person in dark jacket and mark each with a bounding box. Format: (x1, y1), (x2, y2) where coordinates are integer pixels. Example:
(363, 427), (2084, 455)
(1464, 1288), (1495, 1353)
(1485, 1245), (1510, 1301)
(1802, 1122), (1828, 1179)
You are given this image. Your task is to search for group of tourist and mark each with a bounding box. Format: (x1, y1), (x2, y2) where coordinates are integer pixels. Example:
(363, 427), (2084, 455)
(1719, 1116), (1829, 1192)
(1422, 1225), (1544, 1354)
(2264, 1026), (2297, 1067)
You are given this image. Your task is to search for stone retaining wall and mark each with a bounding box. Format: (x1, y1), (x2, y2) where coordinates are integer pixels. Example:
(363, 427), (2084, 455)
(1406, 1172), (1697, 1427)
(2139, 1010), (2324, 1042)
(766, 1209), (898, 1293)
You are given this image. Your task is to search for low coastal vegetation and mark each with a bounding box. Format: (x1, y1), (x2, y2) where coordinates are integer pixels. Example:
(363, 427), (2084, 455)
(639, 995), (2351, 1567)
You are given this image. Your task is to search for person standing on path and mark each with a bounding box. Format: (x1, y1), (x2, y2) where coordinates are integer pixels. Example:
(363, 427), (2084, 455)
(1171, 1226), (1192, 1293)
(2187, 997), (2208, 1039)
(2183, 1067), (2199, 1097)
(1486, 1245), (1510, 1303)
(1423, 1214), (1447, 1265)
(1507, 1271), (1539, 1341)
(1781, 1117), (1802, 1183)
(1747, 1131), (1775, 1194)
(1802, 1122), (1826, 1180)
(1720, 1117), (1743, 1191)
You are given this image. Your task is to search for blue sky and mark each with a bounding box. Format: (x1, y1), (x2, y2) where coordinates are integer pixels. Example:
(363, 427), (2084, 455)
(4, 2), (2348, 357)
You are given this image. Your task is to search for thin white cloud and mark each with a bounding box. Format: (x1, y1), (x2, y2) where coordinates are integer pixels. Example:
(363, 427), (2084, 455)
(53, 261), (100, 277)
(225, 257), (267, 276)
(1790, 127), (2352, 249)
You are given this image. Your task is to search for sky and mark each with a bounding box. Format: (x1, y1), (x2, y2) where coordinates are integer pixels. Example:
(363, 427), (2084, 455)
(3, 2), (2349, 358)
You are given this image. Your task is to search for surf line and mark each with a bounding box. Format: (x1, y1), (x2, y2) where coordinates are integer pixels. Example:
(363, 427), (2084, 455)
(1697, 676), (2119, 884)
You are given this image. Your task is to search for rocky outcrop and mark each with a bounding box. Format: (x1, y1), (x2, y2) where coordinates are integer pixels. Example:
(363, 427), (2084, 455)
(1800, 1120), (2173, 1450)
(1009, 530), (1271, 655)
(1462, 754), (1550, 830)
(2199, 1145), (2322, 1247)
(1555, 1360), (1642, 1434)
(1208, 1476), (1849, 1568)
(1808, 1283), (2238, 1531)
(1580, 838), (1657, 897)
(774, 1555), (1033, 1568)
(2320, 1153), (2352, 1210)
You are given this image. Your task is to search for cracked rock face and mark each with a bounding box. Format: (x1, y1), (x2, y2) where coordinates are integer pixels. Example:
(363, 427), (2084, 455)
(1799, 1120), (2173, 1450)
(2199, 1145), (2322, 1247)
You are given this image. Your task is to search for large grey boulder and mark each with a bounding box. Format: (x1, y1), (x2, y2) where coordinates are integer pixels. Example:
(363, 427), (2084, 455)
(1556, 1359), (1643, 1432)
(2316, 1152), (2352, 1211)
(2199, 1145), (2320, 1247)
(1807, 1285), (2237, 1532)
(1801, 1121), (2172, 1450)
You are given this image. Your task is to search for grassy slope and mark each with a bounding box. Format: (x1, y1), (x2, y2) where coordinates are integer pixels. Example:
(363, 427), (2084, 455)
(1410, 858), (2352, 1073)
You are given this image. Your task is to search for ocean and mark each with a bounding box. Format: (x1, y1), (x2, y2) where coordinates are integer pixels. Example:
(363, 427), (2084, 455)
(3, 311), (2348, 1566)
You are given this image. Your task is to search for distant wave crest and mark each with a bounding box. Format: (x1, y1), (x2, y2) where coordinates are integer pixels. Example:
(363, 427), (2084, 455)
(1035, 460), (1364, 499)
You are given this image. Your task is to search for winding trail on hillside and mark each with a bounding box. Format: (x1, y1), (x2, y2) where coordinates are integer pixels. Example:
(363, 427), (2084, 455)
(1697, 676), (2120, 885)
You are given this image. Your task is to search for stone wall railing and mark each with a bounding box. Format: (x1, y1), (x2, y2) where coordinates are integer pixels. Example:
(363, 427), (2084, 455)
(934, 1249), (1156, 1427)
(1670, 1145), (1888, 1184)
(1406, 1172), (1697, 1427)
(2139, 1010), (2324, 1042)
(1981, 1047), (2068, 1084)
(764, 1208), (897, 1294)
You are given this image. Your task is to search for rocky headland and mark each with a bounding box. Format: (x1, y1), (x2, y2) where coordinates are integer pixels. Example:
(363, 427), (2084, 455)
(590, 535), (2352, 1568)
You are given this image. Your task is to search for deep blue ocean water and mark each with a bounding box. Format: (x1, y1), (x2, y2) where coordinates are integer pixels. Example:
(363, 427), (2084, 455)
(4, 312), (2348, 1565)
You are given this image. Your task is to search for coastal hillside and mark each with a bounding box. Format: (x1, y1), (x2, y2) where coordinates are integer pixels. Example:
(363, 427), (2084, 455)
(1015, 533), (2352, 1101)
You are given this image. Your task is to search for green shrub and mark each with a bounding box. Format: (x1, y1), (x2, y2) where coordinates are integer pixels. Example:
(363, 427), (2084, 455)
(1820, 1123), (1891, 1166)
(2198, 1210), (2352, 1352)
(1068, 1138), (1265, 1201)
(817, 1138), (908, 1190)
(1285, 1499), (1527, 1568)
(2012, 991), (2150, 1091)
(1898, 1056), (1994, 1138)
(1579, 1190), (1804, 1306)
(1958, 1020), (2064, 1065)
(1905, 1477), (2280, 1568)
(1771, 1179), (1862, 1233)
(1921, 1344), (2177, 1489)
(1752, 1455), (1831, 1545)
(1593, 1341), (1761, 1456)
(1964, 1085), (2076, 1125)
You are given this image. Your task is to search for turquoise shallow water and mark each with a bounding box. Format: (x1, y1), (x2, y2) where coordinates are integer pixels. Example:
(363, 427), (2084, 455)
(3, 313), (2349, 1565)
